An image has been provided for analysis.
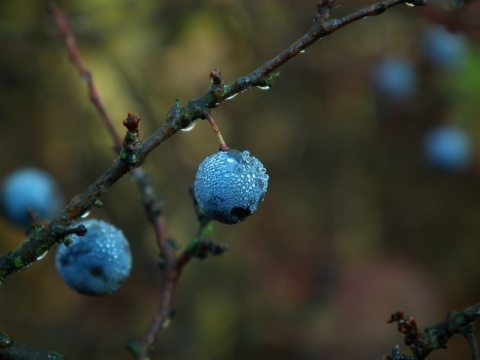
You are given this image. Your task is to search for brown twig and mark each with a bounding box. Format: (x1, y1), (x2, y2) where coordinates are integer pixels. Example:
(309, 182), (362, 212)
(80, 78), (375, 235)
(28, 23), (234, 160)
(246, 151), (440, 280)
(0, 332), (66, 360)
(386, 304), (480, 359)
(204, 112), (229, 151)
(48, 2), (123, 152)
(132, 190), (226, 358)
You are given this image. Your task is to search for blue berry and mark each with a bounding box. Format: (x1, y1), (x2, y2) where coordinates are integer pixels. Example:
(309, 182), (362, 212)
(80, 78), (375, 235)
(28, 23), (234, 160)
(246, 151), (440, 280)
(55, 219), (132, 296)
(194, 149), (269, 224)
(423, 125), (472, 172)
(1, 167), (63, 227)
(421, 25), (467, 70)
(371, 57), (417, 99)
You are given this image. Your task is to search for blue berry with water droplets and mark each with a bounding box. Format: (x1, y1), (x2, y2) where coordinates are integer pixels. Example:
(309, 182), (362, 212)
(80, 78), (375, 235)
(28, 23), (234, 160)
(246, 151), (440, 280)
(194, 149), (269, 224)
(1, 167), (63, 227)
(55, 219), (132, 296)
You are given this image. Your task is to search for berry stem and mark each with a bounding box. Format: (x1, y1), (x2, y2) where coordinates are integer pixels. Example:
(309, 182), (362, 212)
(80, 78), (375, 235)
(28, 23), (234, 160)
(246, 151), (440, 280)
(205, 113), (229, 151)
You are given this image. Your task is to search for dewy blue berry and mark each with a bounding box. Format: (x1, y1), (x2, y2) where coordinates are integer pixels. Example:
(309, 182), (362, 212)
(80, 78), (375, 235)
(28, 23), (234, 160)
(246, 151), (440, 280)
(1, 167), (64, 227)
(55, 219), (132, 296)
(194, 149), (269, 224)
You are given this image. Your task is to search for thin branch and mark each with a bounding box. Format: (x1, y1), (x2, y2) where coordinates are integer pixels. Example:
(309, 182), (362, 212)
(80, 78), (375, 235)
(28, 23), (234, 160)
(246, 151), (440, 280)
(386, 304), (480, 359)
(132, 190), (226, 359)
(205, 112), (229, 151)
(0, 332), (66, 360)
(48, 2), (123, 152)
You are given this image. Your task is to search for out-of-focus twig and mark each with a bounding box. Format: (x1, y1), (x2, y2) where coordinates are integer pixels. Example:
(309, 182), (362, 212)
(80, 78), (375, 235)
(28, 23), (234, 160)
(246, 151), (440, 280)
(48, 2), (123, 152)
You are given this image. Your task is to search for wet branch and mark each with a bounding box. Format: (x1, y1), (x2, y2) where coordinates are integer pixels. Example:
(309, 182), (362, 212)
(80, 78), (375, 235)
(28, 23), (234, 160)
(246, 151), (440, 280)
(0, 332), (66, 360)
(385, 304), (480, 359)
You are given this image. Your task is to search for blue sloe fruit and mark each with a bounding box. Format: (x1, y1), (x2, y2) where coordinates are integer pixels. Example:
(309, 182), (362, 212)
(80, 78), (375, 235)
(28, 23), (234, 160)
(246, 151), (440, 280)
(194, 149), (269, 224)
(1, 167), (63, 227)
(55, 219), (132, 296)
(421, 25), (467, 70)
(371, 57), (417, 99)
(423, 125), (472, 172)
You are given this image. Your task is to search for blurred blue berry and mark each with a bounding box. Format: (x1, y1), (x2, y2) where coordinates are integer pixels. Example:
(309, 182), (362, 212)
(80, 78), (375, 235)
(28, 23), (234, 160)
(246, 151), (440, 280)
(421, 25), (467, 70)
(1, 167), (63, 227)
(194, 149), (269, 224)
(423, 125), (472, 172)
(55, 219), (132, 296)
(371, 57), (417, 99)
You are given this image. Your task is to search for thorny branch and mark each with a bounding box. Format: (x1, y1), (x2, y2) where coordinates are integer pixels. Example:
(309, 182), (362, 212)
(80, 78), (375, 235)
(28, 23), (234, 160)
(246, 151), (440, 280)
(0, 0), (428, 359)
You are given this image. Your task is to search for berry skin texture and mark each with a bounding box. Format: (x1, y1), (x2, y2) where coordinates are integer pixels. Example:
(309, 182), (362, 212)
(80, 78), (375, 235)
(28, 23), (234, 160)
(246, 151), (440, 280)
(194, 149), (269, 224)
(1, 167), (63, 227)
(423, 125), (472, 172)
(55, 219), (132, 296)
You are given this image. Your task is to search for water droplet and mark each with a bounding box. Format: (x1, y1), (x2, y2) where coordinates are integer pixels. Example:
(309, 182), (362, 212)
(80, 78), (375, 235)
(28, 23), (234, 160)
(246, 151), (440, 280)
(0, 332), (13, 349)
(47, 352), (65, 359)
(80, 209), (90, 219)
(20, 263), (31, 271)
(225, 93), (237, 100)
(404, 2), (416, 5)
(181, 121), (197, 132)
(257, 85), (270, 90)
(300, 49), (306, 54)
(36, 250), (48, 261)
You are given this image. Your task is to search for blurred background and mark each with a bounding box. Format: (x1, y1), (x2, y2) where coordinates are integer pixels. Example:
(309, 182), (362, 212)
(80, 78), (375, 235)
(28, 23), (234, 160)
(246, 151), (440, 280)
(1, 0), (480, 359)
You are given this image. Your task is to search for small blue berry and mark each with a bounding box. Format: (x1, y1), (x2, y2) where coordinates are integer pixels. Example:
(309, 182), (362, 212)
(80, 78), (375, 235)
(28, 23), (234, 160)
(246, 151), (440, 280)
(1, 167), (63, 227)
(194, 149), (269, 224)
(371, 57), (417, 99)
(55, 219), (132, 296)
(423, 125), (472, 172)
(421, 25), (467, 70)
